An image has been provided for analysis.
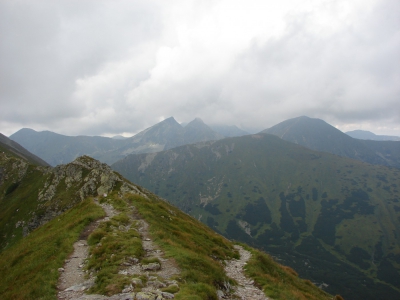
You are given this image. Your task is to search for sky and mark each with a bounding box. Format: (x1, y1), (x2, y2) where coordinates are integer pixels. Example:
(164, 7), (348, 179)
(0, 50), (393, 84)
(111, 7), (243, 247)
(1, 0), (399, 137)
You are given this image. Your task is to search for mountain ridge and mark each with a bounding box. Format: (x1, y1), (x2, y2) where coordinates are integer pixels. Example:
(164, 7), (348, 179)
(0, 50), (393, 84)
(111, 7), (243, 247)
(262, 116), (400, 168)
(346, 130), (400, 141)
(9, 117), (226, 166)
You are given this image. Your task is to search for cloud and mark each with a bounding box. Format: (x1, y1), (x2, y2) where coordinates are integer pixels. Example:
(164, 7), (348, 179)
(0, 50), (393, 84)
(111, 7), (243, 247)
(1, 0), (399, 136)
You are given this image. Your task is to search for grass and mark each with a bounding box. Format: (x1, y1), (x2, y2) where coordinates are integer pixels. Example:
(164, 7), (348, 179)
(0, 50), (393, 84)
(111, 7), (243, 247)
(125, 193), (238, 300)
(87, 193), (237, 298)
(0, 198), (104, 300)
(242, 243), (333, 300)
(86, 203), (144, 296)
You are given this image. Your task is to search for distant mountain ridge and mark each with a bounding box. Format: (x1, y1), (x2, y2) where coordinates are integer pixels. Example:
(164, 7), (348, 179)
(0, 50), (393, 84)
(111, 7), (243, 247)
(346, 130), (400, 141)
(9, 128), (127, 166)
(209, 124), (249, 137)
(9, 117), (226, 166)
(262, 116), (400, 168)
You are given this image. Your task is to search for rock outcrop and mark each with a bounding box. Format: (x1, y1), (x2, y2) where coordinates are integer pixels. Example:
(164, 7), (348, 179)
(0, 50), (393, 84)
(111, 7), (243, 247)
(19, 155), (144, 236)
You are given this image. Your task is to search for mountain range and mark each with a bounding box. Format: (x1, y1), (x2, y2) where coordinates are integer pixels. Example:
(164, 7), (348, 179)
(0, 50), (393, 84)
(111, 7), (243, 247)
(9, 117), (233, 166)
(346, 130), (400, 141)
(262, 116), (400, 168)
(0, 141), (334, 300)
(10, 116), (400, 170)
(5, 115), (400, 299)
(112, 133), (400, 300)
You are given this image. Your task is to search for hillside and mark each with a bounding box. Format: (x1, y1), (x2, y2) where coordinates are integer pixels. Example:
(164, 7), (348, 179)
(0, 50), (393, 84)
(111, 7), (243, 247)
(112, 133), (400, 300)
(262, 116), (400, 168)
(9, 117), (224, 166)
(0, 133), (50, 166)
(0, 151), (334, 299)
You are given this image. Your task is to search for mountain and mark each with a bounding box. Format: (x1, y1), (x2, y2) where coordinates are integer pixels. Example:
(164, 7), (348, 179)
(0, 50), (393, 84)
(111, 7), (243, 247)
(210, 124), (249, 137)
(358, 139), (400, 168)
(9, 117), (225, 166)
(99, 117), (185, 164)
(0, 151), (333, 299)
(262, 116), (400, 168)
(0, 133), (50, 166)
(9, 128), (127, 166)
(112, 133), (400, 300)
(183, 118), (224, 143)
(346, 130), (400, 141)
(101, 117), (224, 165)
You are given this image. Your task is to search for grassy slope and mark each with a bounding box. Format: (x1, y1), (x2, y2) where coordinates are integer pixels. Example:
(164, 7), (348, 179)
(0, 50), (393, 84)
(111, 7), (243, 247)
(112, 192), (333, 300)
(0, 198), (104, 299)
(0, 152), (51, 250)
(112, 133), (400, 299)
(0, 187), (334, 300)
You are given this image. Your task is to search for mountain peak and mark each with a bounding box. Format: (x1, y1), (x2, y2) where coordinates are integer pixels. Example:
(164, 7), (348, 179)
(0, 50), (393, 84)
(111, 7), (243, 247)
(185, 117), (205, 126)
(161, 116), (179, 125)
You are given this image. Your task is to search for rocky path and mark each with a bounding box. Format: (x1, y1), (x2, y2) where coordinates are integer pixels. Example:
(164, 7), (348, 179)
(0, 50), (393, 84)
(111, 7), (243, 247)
(57, 200), (180, 300)
(57, 202), (118, 300)
(119, 214), (180, 280)
(224, 245), (269, 300)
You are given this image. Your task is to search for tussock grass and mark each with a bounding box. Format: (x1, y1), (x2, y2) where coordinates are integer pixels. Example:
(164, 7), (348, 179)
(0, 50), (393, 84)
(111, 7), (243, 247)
(0, 198), (104, 300)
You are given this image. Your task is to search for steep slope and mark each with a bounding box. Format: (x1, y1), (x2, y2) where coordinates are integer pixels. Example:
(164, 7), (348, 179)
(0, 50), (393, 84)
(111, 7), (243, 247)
(262, 116), (400, 168)
(9, 128), (127, 166)
(0, 152), (333, 300)
(0, 132), (50, 166)
(346, 130), (400, 141)
(112, 133), (400, 300)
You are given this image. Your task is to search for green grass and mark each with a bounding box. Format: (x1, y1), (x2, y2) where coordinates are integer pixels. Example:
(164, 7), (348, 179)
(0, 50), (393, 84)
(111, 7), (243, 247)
(0, 198), (104, 300)
(241, 243), (333, 300)
(86, 203), (144, 296)
(126, 193), (238, 300)
(0, 160), (50, 250)
(86, 194), (237, 298)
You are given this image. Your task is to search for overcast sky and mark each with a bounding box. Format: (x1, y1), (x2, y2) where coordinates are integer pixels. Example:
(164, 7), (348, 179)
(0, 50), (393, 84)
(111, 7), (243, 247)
(1, 0), (399, 137)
